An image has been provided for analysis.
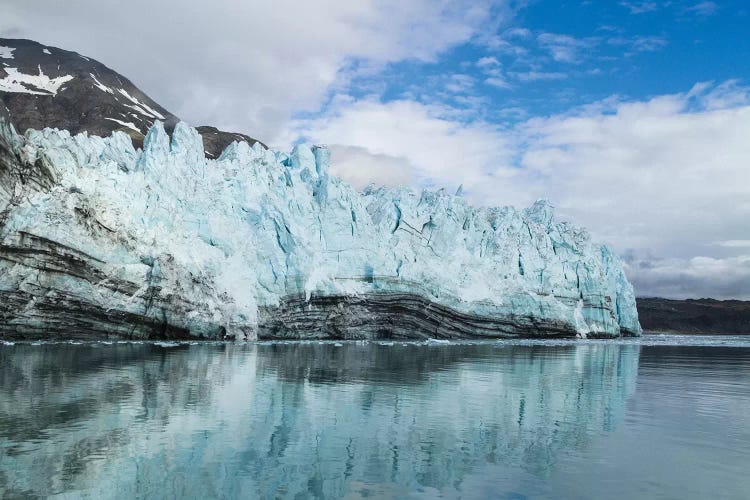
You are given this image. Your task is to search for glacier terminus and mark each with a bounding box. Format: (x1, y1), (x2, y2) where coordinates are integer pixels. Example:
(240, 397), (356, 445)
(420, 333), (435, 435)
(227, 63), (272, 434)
(0, 119), (641, 340)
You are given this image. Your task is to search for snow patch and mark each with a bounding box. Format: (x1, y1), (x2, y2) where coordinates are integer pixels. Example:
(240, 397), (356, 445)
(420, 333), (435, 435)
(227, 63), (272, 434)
(105, 117), (141, 133)
(90, 73), (113, 94)
(42, 48), (51, 55)
(0, 66), (74, 95)
(0, 46), (15, 59)
(117, 88), (165, 120)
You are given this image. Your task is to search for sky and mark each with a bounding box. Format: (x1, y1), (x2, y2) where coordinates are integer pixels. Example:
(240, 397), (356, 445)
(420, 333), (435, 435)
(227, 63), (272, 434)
(1, 0), (749, 299)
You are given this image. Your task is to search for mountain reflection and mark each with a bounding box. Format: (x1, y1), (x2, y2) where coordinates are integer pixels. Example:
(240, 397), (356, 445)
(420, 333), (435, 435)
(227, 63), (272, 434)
(0, 342), (640, 498)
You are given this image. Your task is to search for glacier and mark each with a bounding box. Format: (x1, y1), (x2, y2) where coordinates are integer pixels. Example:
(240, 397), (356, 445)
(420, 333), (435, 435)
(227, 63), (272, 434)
(0, 118), (641, 340)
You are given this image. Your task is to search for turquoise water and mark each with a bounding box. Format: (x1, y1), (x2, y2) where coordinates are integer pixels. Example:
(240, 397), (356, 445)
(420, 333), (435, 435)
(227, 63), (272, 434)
(1, 336), (749, 499)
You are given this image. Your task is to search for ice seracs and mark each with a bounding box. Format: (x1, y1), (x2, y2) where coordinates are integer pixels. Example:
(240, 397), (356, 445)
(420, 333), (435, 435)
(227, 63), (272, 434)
(0, 119), (642, 340)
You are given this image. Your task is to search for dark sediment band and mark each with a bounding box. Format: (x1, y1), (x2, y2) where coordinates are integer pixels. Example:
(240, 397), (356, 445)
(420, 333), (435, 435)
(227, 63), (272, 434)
(256, 292), (624, 341)
(0, 289), (193, 340)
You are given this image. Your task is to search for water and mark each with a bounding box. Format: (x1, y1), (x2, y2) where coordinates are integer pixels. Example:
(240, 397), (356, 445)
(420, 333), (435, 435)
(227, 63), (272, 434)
(1, 337), (749, 499)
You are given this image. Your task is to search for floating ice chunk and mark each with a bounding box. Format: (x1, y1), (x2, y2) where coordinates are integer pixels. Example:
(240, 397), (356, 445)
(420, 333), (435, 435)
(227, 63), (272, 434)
(154, 342), (181, 347)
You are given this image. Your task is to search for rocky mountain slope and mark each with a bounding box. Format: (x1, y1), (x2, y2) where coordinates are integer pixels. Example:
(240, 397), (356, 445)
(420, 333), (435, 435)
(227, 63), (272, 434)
(637, 298), (750, 334)
(0, 39), (641, 340)
(0, 38), (263, 157)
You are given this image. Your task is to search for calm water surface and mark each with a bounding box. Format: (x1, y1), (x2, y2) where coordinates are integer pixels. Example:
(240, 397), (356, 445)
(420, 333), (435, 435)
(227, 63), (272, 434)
(1, 336), (749, 499)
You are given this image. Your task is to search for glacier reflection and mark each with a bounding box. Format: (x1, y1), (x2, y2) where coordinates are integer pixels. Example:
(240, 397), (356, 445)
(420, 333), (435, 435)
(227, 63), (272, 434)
(0, 342), (639, 498)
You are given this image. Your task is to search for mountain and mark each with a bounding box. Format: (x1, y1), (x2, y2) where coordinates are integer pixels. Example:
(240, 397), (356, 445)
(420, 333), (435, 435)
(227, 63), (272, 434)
(637, 298), (750, 334)
(0, 38), (264, 157)
(0, 39), (642, 340)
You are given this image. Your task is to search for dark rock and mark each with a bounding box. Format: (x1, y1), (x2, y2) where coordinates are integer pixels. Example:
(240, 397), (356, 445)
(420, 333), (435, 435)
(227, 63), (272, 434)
(0, 38), (264, 157)
(637, 297), (750, 334)
(196, 126), (267, 158)
(258, 293), (630, 340)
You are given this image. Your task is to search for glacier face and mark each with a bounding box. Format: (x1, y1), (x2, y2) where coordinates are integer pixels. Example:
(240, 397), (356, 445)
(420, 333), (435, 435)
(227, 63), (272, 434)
(0, 119), (641, 339)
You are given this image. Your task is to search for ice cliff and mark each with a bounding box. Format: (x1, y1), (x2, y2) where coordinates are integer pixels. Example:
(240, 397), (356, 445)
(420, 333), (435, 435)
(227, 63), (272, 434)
(0, 119), (641, 339)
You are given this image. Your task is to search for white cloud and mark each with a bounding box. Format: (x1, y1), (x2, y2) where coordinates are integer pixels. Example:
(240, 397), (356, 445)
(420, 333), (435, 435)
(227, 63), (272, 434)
(697, 80), (750, 110)
(443, 74), (475, 94)
(485, 77), (512, 89)
(537, 33), (598, 63)
(608, 35), (668, 54)
(290, 97), (514, 192)
(0, 0), (511, 142)
(475, 57), (510, 88)
(685, 1), (718, 17)
(714, 240), (750, 249)
(624, 254), (750, 299)
(620, 1), (659, 14)
(504, 28), (532, 39)
(481, 36), (528, 56)
(476, 56), (501, 68)
(327, 145), (415, 189)
(515, 84), (750, 258)
(510, 71), (567, 81)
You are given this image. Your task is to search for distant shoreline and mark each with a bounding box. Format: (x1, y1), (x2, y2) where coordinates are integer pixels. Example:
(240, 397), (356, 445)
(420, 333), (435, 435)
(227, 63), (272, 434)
(637, 297), (750, 335)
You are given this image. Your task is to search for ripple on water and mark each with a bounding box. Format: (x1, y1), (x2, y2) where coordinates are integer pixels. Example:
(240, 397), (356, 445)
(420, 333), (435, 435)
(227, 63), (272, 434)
(0, 335), (747, 498)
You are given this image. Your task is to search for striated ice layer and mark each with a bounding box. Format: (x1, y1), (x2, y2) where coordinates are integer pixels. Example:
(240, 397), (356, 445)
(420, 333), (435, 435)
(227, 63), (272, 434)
(0, 120), (641, 340)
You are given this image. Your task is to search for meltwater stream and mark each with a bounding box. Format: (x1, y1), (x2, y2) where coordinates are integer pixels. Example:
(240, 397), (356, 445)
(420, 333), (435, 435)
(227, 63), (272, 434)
(1, 337), (749, 499)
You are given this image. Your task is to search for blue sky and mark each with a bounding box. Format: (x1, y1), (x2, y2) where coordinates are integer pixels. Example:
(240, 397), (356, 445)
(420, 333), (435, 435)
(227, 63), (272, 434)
(335, 0), (750, 124)
(2, 0), (750, 299)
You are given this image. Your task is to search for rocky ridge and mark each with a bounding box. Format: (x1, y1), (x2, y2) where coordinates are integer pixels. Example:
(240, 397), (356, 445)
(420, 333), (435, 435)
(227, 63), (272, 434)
(637, 297), (750, 334)
(0, 38), (264, 157)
